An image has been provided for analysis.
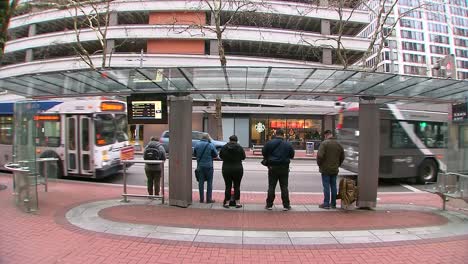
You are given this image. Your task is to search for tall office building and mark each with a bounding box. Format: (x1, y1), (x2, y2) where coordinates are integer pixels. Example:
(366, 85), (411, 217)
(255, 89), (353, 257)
(360, 0), (468, 79)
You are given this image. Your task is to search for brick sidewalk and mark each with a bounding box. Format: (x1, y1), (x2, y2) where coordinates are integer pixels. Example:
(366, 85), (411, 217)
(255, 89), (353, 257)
(1, 175), (467, 264)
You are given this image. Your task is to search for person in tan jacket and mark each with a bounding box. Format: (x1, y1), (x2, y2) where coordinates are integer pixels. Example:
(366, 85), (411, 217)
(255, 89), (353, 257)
(316, 130), (345, 209)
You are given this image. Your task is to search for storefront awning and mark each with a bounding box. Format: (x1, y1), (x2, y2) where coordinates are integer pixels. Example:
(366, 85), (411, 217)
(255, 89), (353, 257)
(0, 66), (466, 103)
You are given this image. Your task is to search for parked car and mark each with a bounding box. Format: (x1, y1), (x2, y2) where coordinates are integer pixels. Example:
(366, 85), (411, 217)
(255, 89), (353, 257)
(159, 130), (227, 156)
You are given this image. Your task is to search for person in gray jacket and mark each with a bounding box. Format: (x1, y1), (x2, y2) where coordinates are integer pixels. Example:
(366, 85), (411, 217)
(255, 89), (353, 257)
(143, 137), (166, 196)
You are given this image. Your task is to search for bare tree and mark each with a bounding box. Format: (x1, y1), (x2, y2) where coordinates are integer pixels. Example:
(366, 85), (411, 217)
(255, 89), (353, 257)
(360, 0), (428, 72)
(297, 0), (427, 71)
(24, 0), (116, 70)
(69, 0), (113, 70)
(0, 0), (19, 63)
(181, 0), (269, 67)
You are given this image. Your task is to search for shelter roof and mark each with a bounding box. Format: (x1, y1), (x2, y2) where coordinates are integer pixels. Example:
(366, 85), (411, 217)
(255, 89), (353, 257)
(0, 66), (466, 103)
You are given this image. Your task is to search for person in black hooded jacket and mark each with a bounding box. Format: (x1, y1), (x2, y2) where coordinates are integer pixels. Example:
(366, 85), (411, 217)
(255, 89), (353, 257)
(219, 135), (246, 208)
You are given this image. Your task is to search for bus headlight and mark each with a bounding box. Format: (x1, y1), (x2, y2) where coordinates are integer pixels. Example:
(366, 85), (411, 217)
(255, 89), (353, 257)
(102, 150), (109, 161)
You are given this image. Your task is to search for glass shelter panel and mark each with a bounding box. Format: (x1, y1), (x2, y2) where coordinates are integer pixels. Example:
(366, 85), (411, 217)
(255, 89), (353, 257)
(12, 101), (39, 212)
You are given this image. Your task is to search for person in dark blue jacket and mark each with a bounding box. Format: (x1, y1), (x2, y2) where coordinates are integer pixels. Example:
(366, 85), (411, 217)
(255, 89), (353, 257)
(194, 133), (218, 203)
(262, 129), (295, 211)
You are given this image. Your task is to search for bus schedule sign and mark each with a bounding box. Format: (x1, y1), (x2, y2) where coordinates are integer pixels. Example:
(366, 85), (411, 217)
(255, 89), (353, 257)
(452, 102), (467, 122)
(127, 94), (168, 124)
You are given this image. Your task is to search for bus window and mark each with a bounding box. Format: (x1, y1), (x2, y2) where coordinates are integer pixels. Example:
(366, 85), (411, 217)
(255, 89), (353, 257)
(68, 118), (76, 150)
(36, 120), (60, 147)
(391, 121), (417, 148)
(115, 114), (128, 143)
(0, 116), (13, 144)
(81, 118), (89, 151)
(415, 121), (447, 148)
(95, 114), (116, 146)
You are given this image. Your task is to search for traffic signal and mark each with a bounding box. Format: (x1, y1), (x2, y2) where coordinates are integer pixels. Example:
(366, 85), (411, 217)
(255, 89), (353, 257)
(445, 54), (456, 79)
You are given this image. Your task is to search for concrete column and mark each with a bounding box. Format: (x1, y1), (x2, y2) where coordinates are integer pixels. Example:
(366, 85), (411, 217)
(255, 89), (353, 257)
(25, 24), (37, 62)
(210, 40), (219, 55)
(109, 11), (118, 26)
(357, 101), (380, 209)
(168, 96), (193, 207)
(321, 19), (332, 65)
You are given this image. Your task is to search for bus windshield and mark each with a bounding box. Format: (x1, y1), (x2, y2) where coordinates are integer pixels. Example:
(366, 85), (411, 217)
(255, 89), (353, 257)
(95, 114), (116, 146)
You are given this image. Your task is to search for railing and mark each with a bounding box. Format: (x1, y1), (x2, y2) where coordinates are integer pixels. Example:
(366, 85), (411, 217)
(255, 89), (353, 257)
(4, 158), (58, 213)
(121, 160), (165, 204)
(426, 172), (468, 210)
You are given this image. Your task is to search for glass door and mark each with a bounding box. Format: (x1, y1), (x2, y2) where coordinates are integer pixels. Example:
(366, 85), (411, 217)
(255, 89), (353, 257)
(13, 101), (39, 212)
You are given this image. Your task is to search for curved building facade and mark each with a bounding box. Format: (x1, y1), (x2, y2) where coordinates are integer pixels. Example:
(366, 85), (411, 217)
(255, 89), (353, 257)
(2, 0), (370, 78)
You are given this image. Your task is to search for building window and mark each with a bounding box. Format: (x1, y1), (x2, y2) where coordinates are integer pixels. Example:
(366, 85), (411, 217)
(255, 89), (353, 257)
(404, 65), (427, 75)
(399, 0), (421, 7)
(427, 12), (446, 22)
(451, 7), (468, 16)
(250, 117), (322, 149)
(454, 27), (468, 37)
(430, 45), (450, 55)
(457, 60), (468, 69)
(399, 7), (421, 18)
(402, 41), (425, 52)
(400, 19), (423, 29)
(458, 72), (468, 80)
(401, 30), (424, 41)
(455, 38), (468, 47)
(403, 53), (426, 63)
(428, 23), (448, 33)
(430, 34), (450, 44)
(456, 49), (468, 58)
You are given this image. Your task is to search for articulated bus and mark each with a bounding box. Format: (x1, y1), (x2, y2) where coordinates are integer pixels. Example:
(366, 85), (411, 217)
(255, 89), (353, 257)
(0, 99), (134, 178)
(337, 104), (448, 183)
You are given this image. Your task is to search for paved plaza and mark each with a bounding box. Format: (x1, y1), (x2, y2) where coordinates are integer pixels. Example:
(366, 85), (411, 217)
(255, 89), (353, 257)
(1, 174), (467, 264)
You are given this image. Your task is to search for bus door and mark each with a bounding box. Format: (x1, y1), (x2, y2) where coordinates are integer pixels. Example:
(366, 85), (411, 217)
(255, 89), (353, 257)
(66, 115), (94, 176)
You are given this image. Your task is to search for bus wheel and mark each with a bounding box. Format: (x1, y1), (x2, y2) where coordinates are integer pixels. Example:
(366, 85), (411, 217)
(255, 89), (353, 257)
(39, 151), (63, 179)
(417, 159), (437, 183)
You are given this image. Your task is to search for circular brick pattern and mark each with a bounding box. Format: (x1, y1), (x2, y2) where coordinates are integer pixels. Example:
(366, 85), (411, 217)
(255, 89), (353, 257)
(99, 204), (448, 231)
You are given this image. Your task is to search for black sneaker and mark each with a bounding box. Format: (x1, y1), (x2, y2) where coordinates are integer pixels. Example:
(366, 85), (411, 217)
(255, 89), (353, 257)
(206, 200), (216, 204)
(318, 204), (330, 209)
(331, 205), (337, 209)
(283, 205), (292, 211)
(265, 205), (273, 210)
(222, 203), (229, 209)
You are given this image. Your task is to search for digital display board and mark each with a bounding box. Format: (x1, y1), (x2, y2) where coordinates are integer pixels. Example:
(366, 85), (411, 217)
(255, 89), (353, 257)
(127, 94), (168, 124)
(452, 102), (467, 123)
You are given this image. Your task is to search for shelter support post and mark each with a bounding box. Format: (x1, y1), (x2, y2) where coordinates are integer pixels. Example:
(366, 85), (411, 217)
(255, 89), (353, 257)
(168, 96), (193, 207)
(357, 101), (380, 208)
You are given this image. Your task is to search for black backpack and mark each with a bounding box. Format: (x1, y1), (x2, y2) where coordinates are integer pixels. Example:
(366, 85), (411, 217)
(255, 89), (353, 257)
(144, 147), (162, 160)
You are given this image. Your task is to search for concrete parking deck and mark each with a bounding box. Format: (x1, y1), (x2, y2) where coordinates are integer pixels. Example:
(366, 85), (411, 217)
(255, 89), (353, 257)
(1, 174), (467, 264)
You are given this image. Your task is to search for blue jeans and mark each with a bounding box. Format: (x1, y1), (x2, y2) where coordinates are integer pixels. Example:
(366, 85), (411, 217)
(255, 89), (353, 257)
(321, 174), (337, 207)
(198, 166), (214, 202)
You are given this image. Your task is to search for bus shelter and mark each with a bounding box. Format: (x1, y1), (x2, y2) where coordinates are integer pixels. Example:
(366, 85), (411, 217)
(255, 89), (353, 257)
(0, 66), (467, 209)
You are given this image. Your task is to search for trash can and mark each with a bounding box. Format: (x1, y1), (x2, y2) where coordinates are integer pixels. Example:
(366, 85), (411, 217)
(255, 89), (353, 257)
(306, 141), (314, 156)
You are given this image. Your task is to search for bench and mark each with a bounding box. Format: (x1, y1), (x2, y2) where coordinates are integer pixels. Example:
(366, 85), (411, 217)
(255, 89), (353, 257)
(251, 145), (263, 155)
(425, 172), (468, 210)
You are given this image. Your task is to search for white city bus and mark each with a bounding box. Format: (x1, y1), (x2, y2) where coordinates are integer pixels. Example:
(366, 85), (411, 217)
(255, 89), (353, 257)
(337, 104), (448, 183)
(0, 99), (134, 178)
